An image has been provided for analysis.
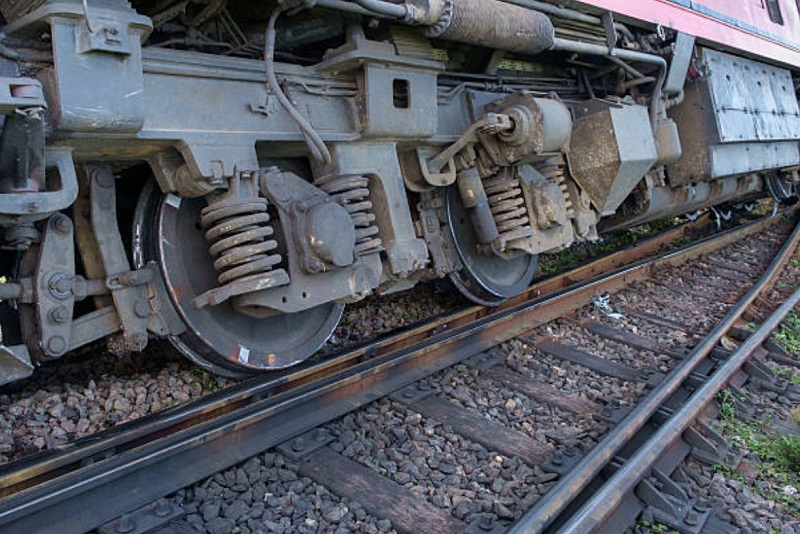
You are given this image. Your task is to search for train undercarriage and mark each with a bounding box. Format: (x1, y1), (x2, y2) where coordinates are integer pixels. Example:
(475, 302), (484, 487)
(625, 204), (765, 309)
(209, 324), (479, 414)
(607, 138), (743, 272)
(0, 0), (799, 384)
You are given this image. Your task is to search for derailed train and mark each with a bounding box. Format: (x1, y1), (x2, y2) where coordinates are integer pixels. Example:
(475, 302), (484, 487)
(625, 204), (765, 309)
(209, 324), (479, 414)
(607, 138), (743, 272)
(0, 0), (799, 384)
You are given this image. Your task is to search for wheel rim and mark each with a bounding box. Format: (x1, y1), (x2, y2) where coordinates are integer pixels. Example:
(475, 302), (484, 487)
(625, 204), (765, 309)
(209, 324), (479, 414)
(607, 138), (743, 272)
(444, 186), (537, 306)
(133, 181), (343, 376)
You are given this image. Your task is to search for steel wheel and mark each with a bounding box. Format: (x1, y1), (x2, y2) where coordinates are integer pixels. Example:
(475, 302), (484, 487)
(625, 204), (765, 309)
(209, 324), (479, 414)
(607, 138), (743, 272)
(444, 185), (537, 306)
(133, 181), (343, 376)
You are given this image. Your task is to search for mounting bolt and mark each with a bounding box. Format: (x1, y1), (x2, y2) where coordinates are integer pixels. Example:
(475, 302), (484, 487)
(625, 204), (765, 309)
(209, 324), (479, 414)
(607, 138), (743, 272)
(93, 168), (114, 188)
(685, 510), (699, 526)
(116, 514), (135, 534)
(154, 499), (171, 517)
(48, 306), (69, 324)
(133, 299), (150, 318)
(26, 201), (38, 213)
(303, 257), (324, 274)
(292, 438), (306, 452)
(52, 215), (72, 234)
(48, 273), (73, 300)
(46, 336), (67, 356)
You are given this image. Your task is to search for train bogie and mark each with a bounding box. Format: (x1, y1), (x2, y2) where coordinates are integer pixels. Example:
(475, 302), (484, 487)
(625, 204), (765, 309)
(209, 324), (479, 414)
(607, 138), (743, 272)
(0, 0), (799, 384)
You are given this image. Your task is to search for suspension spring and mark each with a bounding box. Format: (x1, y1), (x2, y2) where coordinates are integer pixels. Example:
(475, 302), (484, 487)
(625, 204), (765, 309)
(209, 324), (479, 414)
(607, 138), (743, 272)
(318, 175), (383, 257)
(537, 158), (574, 218)
(483, 172), (534, 246)
(200, 188), (282, 287)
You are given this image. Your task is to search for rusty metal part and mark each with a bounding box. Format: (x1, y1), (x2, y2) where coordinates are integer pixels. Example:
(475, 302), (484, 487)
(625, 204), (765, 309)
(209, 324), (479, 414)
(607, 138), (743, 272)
(562, 289), (800, 533)
(444, 185), (537, 305)
(133, 179), (343, 374)
(456, 166), (499, 246)
(0, 210), (788, 534)
(426, 0), (554, 55)
(316, 174), (383, 258)
(193, 172), (288, 309)
(509, 213), (800, 534)
(251, 168), (382, 312)
(484, 169), (535, 253)
(567, 100), (658, 216)
(85, 165), (151, 354)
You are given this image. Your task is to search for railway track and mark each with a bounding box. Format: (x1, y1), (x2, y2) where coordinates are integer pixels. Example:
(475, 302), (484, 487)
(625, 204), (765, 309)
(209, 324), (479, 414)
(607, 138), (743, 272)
(1, 210), (799, 534)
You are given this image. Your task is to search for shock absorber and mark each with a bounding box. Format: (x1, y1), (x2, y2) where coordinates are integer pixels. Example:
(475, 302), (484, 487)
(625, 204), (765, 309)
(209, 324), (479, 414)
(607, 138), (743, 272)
(483, 169), (534, 251)
(193, 172), (289, 308)
(317, 174), (383, 257)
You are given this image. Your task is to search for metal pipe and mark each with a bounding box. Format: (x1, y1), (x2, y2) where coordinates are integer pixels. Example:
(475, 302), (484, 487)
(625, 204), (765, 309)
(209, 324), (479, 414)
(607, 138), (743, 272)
(561, 273), (800, 532)
(315, 0), (378, 17)
(504, 0), (634, 40)
(509, 215), (800, 533)
(552, 37), (667, 131)
(351, 0), (407, 19)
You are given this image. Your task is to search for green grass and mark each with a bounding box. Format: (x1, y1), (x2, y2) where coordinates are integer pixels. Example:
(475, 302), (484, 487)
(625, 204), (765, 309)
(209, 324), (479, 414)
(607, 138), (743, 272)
(715, 389), (800, 515)
(773, 311), (800, 356)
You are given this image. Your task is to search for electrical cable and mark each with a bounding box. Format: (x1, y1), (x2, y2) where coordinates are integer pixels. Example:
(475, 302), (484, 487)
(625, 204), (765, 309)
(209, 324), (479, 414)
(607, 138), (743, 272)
(264, 8), (331, 164)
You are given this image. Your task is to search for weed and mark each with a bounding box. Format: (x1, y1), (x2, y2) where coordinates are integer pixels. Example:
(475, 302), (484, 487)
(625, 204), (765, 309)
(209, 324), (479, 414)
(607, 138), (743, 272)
(773, 311), (800, 356)
(790, 257), (800, 270)
(717, 389), (737, 421)
(638, 520), (670, 533)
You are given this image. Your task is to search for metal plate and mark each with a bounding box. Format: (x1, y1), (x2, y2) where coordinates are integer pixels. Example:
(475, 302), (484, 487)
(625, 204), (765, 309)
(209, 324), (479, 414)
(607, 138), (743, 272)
(705, 49), (800, 143)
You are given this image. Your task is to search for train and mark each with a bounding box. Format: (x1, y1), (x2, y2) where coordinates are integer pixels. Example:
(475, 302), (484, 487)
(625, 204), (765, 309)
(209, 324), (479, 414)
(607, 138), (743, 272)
(0, 0), (798, 384)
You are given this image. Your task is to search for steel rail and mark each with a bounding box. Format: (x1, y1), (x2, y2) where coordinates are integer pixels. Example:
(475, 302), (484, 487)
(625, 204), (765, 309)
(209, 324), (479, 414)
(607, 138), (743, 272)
(0, 212), (791, 533)
(510, 215), (800, 534)
(562, 288), (800, 532)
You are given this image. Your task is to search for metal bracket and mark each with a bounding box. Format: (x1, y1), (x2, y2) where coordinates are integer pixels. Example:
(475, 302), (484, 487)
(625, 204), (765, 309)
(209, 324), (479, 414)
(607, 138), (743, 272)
(684, 423), (741, 468)
(0, 344), (33, 386)
(276, 429), (334, 461)
(601, 12), (616, 53)
(35, 214), (76, 359)
(86, 165), (150, 353)
(464, 350), (505, 371)
(596, 400), (631, 425)
(97, 499), (183, 534)
(636, 469), (712, 534)
(0, 148), (78, 217)
(0, 77), (46, 114)
(541, 445), (583, 475)
(390, 383), (437, 405)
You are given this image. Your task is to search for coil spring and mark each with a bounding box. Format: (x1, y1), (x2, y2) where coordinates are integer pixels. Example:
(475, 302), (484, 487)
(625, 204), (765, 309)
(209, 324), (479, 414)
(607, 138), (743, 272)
(318, 175), (383, 257)
(200, 195), (281, 286)
(483, 174), (533, 241)
(537, 158), (574, 218)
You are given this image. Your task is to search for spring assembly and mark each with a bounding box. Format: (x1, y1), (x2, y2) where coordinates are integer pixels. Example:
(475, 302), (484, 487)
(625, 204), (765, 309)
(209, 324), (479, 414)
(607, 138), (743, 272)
(537, 158), (575, 218)
(200, 175), (282, 287)
(318, 175), (384, 257)
(483, 171), (534, 247)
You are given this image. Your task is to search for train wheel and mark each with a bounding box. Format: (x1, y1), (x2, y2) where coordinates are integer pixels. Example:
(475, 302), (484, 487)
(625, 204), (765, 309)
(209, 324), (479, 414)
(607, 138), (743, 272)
(443, 186), (537, 306)
(133, 181), (343, 377)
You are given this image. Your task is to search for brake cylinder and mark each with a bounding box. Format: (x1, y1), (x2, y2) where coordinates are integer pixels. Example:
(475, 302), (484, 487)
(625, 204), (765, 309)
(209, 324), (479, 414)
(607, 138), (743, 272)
(425, 0), (555, 55)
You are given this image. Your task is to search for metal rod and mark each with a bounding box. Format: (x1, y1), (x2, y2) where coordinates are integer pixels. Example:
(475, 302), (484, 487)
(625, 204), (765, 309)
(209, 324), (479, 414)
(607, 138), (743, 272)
(552, 37), (667, 130)
(315, 0), (377, 16)
(561, 283), (800, 532)
(508, 215), (800, 533)
(351, 0), (407, 19)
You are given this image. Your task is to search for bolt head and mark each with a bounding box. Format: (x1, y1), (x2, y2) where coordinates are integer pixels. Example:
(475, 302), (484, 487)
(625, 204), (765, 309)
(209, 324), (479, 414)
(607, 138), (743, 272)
(46, 336), (67, 356)
(134, 299), (150, 318)
(48, 306), (69, 324)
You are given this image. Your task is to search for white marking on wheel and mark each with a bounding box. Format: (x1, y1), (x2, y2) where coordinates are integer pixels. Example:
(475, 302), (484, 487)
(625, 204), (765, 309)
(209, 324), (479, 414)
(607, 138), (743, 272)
(166, 194), (182, 209)
(238, 346), (250, 364)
